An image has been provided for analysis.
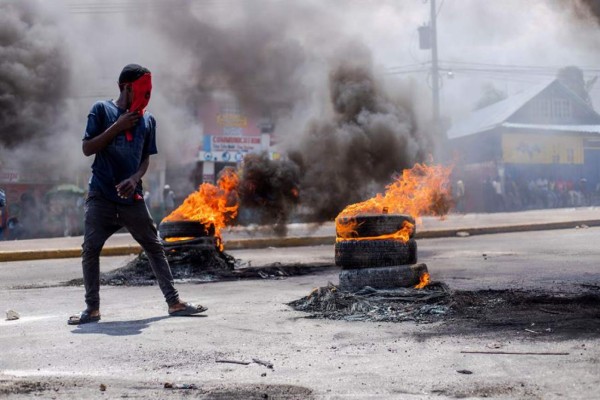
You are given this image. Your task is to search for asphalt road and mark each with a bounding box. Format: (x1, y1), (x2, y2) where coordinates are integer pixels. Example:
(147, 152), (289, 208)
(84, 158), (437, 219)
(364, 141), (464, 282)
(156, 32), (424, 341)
(0, 229), (599, 399)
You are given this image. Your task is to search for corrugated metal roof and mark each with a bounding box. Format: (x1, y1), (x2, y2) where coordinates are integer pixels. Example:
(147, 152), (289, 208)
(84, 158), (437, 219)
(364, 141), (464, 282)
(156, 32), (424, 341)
(502, 122), (600, 133)
(447, 80), (552, 139)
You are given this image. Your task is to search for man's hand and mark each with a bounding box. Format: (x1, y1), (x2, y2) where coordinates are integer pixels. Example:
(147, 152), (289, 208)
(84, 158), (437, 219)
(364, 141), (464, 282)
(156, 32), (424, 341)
(115, 177), (138, 199)
(113, 112), (140, 132)
(83, 112), (141, 157)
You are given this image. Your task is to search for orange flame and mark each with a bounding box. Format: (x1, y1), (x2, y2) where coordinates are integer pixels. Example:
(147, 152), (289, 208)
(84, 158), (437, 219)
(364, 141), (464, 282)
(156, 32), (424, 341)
(335, 217), (361, 239)
(337, 163), (453, 220)
(164, 237), (195, 243)
(162, 168), (239, 250)
(335, 163), (452, 242)
(414, 272), (430, 289)
(336, 219), (415, 243)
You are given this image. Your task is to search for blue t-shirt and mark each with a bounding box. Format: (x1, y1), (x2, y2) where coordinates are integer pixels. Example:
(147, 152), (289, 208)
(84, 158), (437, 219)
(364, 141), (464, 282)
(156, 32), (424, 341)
(83, 100), (157, 204)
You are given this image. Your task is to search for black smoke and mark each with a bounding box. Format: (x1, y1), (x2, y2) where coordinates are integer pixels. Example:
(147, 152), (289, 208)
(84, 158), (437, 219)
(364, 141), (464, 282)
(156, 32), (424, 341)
(238, 153), (300, 235)
(149, 1), (432, 222)
(289, 62), (424, 220)
(143, 0), (308, 117)
(0, 1), (70, 149)
(573, 0), (600, 23)
(140, 1), (428, 223)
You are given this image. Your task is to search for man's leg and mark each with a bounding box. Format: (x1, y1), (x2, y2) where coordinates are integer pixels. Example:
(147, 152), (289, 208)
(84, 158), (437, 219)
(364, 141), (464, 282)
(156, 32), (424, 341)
(81, 193), (121, 312)
(119, 200), (180, 306)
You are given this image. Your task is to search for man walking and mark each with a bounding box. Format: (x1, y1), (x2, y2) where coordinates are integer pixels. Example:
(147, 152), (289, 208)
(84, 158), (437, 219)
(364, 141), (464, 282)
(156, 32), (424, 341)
(69, 64), (206, 325)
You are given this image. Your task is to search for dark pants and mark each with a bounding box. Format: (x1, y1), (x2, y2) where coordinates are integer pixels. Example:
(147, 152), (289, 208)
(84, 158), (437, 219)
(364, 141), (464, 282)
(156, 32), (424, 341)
(81, 192), (179, 311)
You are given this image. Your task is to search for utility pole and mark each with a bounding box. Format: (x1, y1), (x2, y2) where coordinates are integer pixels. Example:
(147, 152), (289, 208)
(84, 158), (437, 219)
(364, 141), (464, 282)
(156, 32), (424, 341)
(430, 0), (441, 136)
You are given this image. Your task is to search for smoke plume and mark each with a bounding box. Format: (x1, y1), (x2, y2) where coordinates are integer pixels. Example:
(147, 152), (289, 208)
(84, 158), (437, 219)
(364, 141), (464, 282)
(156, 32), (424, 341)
(142, 1), (311, 118)
(0, 1), (71, 173)
(570, 0), (600, 23)
(138, 1), (426, 222)
(6, 0), (600, 234)
(289, 60), (423, 220)
(238, 153), (300, 234)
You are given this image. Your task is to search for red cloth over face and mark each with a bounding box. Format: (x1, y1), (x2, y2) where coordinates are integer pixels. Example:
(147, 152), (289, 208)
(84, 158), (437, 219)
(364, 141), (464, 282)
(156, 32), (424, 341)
(125, 73), (152, 141)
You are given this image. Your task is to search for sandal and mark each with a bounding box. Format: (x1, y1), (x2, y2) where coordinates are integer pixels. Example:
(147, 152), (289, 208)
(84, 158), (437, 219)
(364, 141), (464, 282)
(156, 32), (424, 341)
(168, 303), (208, 316)
(68, 310), (101, 325)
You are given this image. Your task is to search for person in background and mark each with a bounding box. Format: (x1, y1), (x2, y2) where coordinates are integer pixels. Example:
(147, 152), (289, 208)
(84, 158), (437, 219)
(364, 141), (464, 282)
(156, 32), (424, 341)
(454, 179), (465, 213)
(68, 64), (207, 325)
(0, 189), (5, 239)
(163, 184), (175, 217)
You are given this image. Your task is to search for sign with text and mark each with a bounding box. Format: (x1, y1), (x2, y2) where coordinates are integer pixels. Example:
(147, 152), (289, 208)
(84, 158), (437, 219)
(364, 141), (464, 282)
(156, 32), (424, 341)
(0, 171), (20, 183)
(203, 135), (263, 153)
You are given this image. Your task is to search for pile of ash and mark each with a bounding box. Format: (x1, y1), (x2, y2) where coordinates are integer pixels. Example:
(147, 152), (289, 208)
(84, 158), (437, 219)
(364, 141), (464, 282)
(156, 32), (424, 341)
(288, 282), (451, 323)
(290, 283), (600, 338)
(62, 248), (335, 287)
(100, 248), (237, 286)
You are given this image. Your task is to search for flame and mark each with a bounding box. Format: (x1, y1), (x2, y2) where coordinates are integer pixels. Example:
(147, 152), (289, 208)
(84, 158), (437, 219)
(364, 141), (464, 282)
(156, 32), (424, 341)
(414, 272), (430, 289)
(164, 237), (195, 242)
(335, 217), (362, 239)
(162, 168), (239, 250)
(337, 163), (453, 220)
(336, 219), (414, 243)
(335, 163), (451, 241)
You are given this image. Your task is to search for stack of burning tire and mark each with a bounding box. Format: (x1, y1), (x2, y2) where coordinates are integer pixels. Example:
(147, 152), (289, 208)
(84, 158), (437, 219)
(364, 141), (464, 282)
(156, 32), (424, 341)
(335, 213), (429, 292)
(158, 220), (221, 252)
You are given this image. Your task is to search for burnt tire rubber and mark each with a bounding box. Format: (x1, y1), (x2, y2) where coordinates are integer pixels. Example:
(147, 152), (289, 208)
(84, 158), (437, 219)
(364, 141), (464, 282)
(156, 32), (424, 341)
(407, 239), (418, 264)
(339, 263), (428, 292)
(158, 220), (215, 240)
(336, 213), (416, 239)
(335, 239), (417, 269)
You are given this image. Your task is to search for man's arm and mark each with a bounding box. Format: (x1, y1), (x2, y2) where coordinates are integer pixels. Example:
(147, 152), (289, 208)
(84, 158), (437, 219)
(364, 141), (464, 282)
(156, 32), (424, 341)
(82, 112), (139, 156)
(115, 156), (150, 199)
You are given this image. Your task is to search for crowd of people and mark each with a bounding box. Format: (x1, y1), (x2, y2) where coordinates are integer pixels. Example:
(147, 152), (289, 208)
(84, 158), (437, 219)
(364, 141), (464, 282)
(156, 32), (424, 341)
(456, 176), (598, 213)
(0, 184), (178, 240)
(0, 191), (85, 240)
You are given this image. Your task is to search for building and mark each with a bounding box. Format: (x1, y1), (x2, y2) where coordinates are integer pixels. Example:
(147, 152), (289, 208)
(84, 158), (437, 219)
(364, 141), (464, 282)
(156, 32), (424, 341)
(195, 92), (275, 185)
(448, 79), (600, 212)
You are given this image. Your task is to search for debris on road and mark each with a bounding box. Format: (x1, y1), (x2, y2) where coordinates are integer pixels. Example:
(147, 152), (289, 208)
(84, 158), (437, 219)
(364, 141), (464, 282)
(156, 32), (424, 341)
(524, 328), (541, 334)
(164, 382), (198, 390)
(290, 284), (600, 338)
(5, 310), (20, 321)
(460, 351), (570, 356)
(253, 358), (274, 369)
(457, 370), (473, 374)
(99, 383), (106, 392)
(288, 282), (451, 323)
(216, 358), (274, 369)
(216, 359), (251, 366)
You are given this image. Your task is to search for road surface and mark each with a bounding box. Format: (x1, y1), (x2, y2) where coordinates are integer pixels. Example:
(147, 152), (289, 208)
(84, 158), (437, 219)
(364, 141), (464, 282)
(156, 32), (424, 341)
(0, 228), (599, 398)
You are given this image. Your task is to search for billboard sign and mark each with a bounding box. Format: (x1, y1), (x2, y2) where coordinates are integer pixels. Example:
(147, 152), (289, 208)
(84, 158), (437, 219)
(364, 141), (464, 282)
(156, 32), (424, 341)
(203, 135), (263, 153)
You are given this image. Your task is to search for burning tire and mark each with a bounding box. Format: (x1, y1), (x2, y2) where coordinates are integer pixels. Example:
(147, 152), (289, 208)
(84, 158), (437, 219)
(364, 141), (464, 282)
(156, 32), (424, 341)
(335, 239), (417, 269)
(339, 263), (428, 292)
(158, 220), (215, 240)
(336, 213), (416, 239)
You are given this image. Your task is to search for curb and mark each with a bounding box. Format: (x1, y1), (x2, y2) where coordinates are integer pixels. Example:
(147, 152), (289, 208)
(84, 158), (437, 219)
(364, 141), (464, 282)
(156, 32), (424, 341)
(1, 219), (599, 262)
